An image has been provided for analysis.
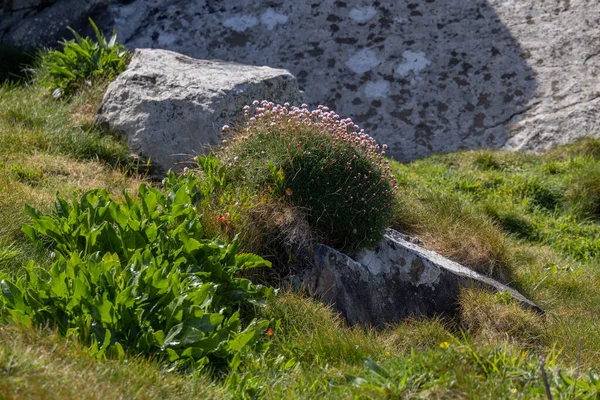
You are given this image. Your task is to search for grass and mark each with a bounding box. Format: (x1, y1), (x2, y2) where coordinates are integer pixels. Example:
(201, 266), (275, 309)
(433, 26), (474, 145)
(0, 325), (223, 400)
(0, 71), (600, 398)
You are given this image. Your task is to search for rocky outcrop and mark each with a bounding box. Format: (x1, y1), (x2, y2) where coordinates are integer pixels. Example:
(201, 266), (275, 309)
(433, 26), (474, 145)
(2, 1), (599, 160)
(95, 48), (304, 172)
(298, 229), (541, 327)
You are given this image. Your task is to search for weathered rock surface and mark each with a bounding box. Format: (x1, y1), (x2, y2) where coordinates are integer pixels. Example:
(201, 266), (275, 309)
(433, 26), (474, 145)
(2, 1), (599, 160)
(95, 48), (304, 172)
(299, 229), (541, 327)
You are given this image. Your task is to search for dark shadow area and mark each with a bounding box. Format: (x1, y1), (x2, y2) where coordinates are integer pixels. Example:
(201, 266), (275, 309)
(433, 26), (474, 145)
(0, 44), (35, 84)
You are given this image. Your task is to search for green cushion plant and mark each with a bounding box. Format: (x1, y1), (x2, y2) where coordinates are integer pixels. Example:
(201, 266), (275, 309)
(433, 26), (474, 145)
(221, 101), (398, 251)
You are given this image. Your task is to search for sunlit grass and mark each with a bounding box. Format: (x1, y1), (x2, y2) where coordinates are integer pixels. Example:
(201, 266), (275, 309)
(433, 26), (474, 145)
(0, 74), (599, 398)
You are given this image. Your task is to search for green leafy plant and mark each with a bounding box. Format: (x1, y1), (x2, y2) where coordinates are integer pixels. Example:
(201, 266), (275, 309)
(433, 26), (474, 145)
(0, 172), (274, 371)
(222, 101), (398, 251)
(36, 18), (130, 99)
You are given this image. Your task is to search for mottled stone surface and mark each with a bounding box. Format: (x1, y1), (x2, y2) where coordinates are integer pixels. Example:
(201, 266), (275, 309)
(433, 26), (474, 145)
(2, 1), (599, 160)
(300, 229), (541, 327)
(96, 48), (304, 172)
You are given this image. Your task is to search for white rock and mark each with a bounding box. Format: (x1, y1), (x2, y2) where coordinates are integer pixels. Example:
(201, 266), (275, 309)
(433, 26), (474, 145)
(223, 14), (258, 32)
(345, 48), (381, 74)
(96, 49), (304, 173)
(260, 8), (288, 30)
(349, 6), (377, 23)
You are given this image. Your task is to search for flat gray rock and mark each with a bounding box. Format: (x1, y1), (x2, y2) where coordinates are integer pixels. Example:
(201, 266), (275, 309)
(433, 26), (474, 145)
(300, 229), (541, 327)
(95, 48), (304, 172)
(3, 1), (599, 160)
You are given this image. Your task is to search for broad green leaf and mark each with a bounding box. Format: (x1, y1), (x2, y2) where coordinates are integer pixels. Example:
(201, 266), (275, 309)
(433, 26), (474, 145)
(166, 348), (180, 362)
(8, 309), (32, 327)
(55, 197), (70, 218)
(227, 327), (256, 352)
(93, 294), (115, 325)
(235, 253), (272, 270)
(364, 358), (392, 379)
(187, 314), (224, 333)
(164, 323), (184, 347)
(153, 330), (165, 347)
(109, 341), (125, 360)
(1, 279), (25, 309)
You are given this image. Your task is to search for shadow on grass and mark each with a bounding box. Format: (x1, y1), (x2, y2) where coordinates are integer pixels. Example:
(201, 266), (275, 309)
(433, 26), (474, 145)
(0, 43), (36, 84)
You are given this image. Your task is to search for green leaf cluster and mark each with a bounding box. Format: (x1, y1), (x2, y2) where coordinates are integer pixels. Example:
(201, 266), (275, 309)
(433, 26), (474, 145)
(0, 172), (273, 371)
(36, 18), (130, 99)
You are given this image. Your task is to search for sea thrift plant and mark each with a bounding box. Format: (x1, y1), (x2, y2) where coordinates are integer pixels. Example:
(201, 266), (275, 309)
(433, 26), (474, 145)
(221, 100), (398, 250)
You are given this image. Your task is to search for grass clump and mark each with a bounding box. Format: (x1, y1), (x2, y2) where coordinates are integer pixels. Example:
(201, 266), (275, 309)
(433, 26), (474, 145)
(220, 101), (397, 251)
(566, 163), (600, 220)
(458, 288), (544, 345)
(0, 325), (223, 400)
(35, 18), (130, 100)
(0, 173), (274, 372)
(393, 190), (513, 280)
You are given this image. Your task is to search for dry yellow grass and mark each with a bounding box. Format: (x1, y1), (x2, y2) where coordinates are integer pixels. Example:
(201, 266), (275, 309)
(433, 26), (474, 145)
(0, 325), (222, 400)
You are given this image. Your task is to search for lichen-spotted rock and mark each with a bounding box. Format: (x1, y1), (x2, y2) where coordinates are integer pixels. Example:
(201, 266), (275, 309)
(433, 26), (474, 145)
(299, 229), (542, 327)
(95, 48), (304, 172)
(3, 0), (599, 160)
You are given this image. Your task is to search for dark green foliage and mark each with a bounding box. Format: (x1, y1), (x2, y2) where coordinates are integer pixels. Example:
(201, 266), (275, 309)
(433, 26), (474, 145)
(224, 124), (395, 251)
(36, 18), (130, 99)
(0, 173), (274, 371)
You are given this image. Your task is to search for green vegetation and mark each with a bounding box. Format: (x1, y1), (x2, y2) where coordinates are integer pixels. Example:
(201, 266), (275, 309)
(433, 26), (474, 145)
(1, 25), (600, 398)
(1, 175), (273, 371)
(35, 18), (130, 99)
(392, 142), (600, 264)
(220, 102), (397, 251)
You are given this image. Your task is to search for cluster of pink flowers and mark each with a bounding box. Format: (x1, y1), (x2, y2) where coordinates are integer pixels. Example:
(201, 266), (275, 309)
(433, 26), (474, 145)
(224, 100), (398, 193)
(238, 100), (384, 155)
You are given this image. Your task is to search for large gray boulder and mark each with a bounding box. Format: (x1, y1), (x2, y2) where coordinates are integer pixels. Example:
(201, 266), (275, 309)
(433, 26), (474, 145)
(96, 48), (304, 172)
(3, 1), (599, 161)
(298, 229), (541, 327)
